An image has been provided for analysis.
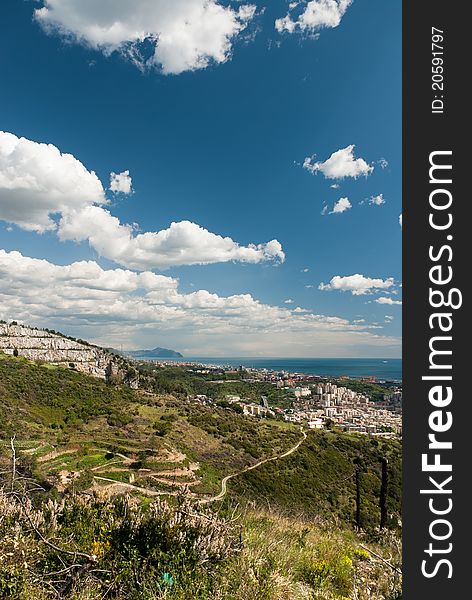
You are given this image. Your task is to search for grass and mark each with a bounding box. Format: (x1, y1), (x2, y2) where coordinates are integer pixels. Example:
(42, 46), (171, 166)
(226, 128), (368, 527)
(0, 488), (402, 600)
(94, 470), (132, 484)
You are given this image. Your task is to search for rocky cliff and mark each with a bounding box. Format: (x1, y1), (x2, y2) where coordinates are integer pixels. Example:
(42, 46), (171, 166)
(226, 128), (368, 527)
(0, 322), (139, 387)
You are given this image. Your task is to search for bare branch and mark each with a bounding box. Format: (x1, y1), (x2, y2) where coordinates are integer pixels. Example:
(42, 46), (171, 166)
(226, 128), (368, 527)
(17, 494), (97, 562)
(358, 542), (402, 575)
(10, 435), (16, 492)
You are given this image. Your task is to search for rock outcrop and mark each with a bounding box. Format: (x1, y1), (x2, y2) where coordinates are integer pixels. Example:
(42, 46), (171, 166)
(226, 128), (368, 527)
(0, 322), (139, 388)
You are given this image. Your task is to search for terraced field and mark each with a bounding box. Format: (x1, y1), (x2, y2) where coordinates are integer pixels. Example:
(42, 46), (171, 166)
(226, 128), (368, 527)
(5, 432), (204, 497)
(0, 354), (301, 501)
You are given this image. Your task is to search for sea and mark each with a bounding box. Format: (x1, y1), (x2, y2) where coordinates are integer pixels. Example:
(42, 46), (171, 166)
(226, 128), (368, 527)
(146, 357), (402, 382)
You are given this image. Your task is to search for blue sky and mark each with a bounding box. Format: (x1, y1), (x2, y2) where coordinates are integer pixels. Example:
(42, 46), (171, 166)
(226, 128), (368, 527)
(0, 0), (401, 357)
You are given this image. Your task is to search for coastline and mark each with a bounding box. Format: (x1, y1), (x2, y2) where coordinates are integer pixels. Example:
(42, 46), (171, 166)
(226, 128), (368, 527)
(131, 356), (403, 383)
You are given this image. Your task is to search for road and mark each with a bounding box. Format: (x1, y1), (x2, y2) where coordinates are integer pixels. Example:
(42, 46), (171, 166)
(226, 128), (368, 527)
(199, 427), (307, 505)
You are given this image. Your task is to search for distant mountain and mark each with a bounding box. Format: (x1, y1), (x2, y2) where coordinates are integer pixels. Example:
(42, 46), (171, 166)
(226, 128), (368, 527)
(124, 347), (183, 359)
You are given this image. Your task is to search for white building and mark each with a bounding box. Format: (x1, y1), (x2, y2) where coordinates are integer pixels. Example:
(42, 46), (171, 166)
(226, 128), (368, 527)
(307, 418), (324, 429)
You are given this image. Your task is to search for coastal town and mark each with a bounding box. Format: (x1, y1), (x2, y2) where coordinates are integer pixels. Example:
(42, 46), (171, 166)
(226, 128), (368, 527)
(154, 360), (403, 438)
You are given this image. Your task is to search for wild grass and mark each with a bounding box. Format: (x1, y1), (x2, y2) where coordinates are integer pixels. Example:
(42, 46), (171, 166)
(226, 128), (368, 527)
(0, 487), (401, 600)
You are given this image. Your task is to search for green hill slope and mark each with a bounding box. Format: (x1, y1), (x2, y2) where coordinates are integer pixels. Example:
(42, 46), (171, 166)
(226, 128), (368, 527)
(0, 352), (402, 599)
(0, 353), (400, 528)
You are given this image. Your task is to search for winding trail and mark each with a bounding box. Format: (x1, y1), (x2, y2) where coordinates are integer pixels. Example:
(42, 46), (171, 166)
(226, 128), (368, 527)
(90, 428), (307, 502)
(199, 428), (307, 505)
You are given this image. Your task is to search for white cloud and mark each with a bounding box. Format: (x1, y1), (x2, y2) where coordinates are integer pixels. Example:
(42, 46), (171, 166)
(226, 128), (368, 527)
(330, 183), (340, 189)
(276, 0), (352, 34)
(284, 298), (294, 304)
(384, 315), (394, 321)
(353, 318), (365, 324)
(301, 267), (309, 272)
(330, 197), (351, 214)
(368, 193), (385, 206)
(0, 131), (284, 270)
(0, 131), (105, 232)
(375, 297), (402, 306)
(303, 145), (373, 180)
(319, 274), (395, 296)
(378, 158), (389, 169)
(321, 204), (328, 215)
(0, 249), (400, 357)
(110, 170), (133, 194)
(34, 0), (256, 75)
(399, 213), (402, 228)
(58, 209), (285, 270)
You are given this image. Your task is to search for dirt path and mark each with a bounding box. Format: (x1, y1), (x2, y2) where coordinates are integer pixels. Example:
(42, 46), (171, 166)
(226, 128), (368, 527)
(198, 428), (307, 505)
(21, 443), (49, 455)
(37, 448), (78, 463)
(92, 475), (181, 497)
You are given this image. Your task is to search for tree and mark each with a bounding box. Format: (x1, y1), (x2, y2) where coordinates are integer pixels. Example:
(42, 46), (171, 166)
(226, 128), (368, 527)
(380, 458), (389, 529)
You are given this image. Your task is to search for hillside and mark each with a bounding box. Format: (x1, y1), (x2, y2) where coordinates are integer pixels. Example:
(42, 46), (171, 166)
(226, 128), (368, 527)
(0, 352), (301, 500)
(0, 322), (139, 387)
(0, 352), (402, 599)
(0, 352), (401, 525)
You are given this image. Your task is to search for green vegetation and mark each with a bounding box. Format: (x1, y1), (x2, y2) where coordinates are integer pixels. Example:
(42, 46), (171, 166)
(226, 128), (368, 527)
(0, 353), (401, 527)
(0, 486), (401, 599)
(233, 432), (401, 531)
(0, 352), (402, 598)
(137, 364), (291, 406)
(0, 353), (301, 497)
(0, 353), (135, 437)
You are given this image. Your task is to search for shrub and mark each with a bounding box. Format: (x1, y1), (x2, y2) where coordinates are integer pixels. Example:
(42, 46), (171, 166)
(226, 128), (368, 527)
(352, 548), (370, 561)
(297, 543), (353, 596)
(0, 567), (26, 599)
(0, 489), (242, 598)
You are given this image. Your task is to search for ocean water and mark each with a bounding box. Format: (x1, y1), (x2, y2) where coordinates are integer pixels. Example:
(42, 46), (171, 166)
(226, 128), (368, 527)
(154, 357), (402, 382)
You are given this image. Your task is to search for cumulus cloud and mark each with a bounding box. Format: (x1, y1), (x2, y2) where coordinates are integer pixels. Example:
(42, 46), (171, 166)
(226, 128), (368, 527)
(284, 298), (294, 304)
(58, 209), (285, 269)
(0, 249), (400, 356)
(0, 249), (176, 294)
(375, 296), (402, 306)
(330, 197), (351, 214)
(399, 213), (402, 228)
(303, 145), (373, 180)
(0, 131), (105, 232)
(368, 193), (385, 206)
(110, 170), (133, 194)
(319, 274), (395, 295)
(34, 0), (256, 75)
(0, 131), (284, 270)
(276, 0), (352, 34)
